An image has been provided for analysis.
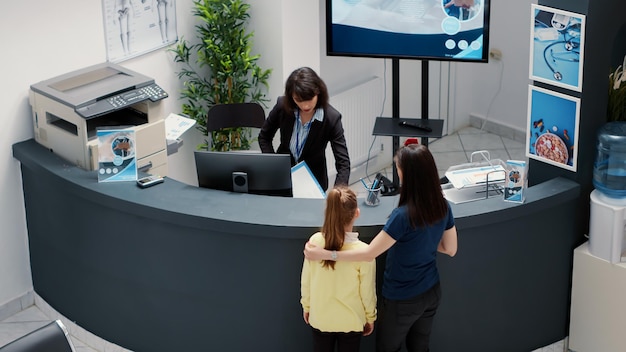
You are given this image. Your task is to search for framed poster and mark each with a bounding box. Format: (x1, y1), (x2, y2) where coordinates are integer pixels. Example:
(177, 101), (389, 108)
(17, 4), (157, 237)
(102, 0), (178, 63)
(526, 85), (580, 171)
(529, 4), (585, 92)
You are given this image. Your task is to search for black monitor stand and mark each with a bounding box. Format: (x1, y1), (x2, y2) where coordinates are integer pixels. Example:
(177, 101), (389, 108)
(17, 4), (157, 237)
(372, 59), (444, 196)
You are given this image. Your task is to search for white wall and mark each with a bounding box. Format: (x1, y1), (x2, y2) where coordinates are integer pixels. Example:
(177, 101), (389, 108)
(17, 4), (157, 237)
(453, 0), (536, 131)
(0, 0), (534, 307)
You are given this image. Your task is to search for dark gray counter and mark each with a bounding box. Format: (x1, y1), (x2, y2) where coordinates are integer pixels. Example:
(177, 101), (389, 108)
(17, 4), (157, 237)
(13, 139), (581, 352)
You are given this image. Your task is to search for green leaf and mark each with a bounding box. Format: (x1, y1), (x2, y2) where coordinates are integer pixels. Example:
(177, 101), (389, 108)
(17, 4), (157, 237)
(172, 0), (271, 149)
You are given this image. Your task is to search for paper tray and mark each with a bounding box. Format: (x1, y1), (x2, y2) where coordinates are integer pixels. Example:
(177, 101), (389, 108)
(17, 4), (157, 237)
(444, 151), (507, 190)
(443, 183), (504, 204)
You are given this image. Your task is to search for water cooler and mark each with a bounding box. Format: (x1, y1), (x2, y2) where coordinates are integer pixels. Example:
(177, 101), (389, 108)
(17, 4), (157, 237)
(589, 122), (626, 263)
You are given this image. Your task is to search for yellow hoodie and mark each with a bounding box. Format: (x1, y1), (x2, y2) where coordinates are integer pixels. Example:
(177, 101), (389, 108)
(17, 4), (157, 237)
(300, 231), (377, 332)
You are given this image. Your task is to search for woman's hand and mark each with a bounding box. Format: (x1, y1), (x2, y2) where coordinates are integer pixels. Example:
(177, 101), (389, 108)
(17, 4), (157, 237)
(303, 241), (327, 260)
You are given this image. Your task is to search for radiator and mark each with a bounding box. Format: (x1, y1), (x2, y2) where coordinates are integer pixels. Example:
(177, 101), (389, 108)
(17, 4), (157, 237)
(327, 77), (389, 185)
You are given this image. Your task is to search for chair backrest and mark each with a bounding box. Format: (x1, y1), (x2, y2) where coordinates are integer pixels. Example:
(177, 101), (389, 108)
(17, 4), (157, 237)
(0, 320), (75, 352)
(206, 103), (266, 133)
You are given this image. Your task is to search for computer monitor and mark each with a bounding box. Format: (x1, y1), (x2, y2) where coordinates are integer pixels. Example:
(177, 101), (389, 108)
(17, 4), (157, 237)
(194, 150), (293, 197)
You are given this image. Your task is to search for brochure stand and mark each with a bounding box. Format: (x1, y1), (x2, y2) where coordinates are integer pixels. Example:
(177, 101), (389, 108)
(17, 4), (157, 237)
(443, 151), (507, 204)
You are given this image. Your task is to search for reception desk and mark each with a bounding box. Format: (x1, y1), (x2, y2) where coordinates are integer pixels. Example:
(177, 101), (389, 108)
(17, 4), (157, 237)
(13, 139), (581, 352)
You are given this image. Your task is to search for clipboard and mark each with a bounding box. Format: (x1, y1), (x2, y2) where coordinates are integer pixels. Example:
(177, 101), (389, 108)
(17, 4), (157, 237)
(291, 162), (326, 199)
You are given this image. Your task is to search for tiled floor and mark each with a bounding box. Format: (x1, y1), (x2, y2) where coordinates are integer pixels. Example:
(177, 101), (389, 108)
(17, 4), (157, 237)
(428, 126), (527, 178)
(0, 294), (570, 352)
(0, 127), (568, 351)
(0, 306), (97, 352)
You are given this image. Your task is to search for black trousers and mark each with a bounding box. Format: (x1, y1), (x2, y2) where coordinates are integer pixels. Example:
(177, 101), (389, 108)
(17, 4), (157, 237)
(376, 282), (442, 352)
(311, 327), (362, 352)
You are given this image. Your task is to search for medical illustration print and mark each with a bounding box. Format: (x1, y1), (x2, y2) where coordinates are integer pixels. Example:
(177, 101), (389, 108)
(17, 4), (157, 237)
(102, 0), (177, 63)
(529, 4), (585, 92)
(97, 128), (138, 182)
(526, 85), (580, 172)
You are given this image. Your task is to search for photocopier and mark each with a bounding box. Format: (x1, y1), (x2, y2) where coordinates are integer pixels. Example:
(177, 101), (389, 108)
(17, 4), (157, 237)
(29, 62), (169, 176)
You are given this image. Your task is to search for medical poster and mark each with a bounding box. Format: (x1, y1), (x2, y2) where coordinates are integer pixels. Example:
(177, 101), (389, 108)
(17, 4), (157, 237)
(102, 0), (178, 63)
(526, 85), (580, 172)
(529, 4), (585, 92)
(97, 128), (138, 182)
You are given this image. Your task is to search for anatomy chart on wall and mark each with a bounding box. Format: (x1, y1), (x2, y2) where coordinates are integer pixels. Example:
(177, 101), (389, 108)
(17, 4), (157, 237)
(102, 0), (177, 62)
(529, 4), (585, 92)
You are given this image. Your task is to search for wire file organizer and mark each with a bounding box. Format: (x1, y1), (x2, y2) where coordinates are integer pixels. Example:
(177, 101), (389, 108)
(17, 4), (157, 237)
(442, 151), (508, 204)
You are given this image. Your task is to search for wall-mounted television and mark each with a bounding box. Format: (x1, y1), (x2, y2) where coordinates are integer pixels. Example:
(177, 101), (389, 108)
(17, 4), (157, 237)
(326, 0), (491, 62)
(194, 151), (293, 197)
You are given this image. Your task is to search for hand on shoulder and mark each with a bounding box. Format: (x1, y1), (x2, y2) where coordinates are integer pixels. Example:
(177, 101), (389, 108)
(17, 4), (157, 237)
(304, 240), (324, 260)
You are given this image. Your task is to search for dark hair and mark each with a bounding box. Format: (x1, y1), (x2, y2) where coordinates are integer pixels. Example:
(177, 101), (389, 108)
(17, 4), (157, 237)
(321, 186), (357, 270)
(282, 67), (329, 115)
(395, 144), (448, 228)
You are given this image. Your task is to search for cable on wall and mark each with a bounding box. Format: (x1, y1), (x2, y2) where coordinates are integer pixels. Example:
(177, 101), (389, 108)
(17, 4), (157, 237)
(480, 57), (505, 131)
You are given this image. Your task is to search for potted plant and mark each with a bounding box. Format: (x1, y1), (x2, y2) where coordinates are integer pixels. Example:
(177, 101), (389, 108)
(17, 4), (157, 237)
(608, 54), (626, 122)
(172, 0), (271, 151)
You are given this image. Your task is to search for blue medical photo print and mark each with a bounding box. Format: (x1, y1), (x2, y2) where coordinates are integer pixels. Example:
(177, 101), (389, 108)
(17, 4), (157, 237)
(526, 85), (580, 171)
(529, 4), (585, 92)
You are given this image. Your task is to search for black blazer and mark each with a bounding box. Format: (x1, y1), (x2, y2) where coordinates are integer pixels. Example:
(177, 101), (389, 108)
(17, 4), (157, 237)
(258, 97), (351, 191)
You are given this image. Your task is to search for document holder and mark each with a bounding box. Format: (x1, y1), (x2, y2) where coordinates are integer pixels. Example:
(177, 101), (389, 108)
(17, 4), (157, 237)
(442, 150), (507, 204)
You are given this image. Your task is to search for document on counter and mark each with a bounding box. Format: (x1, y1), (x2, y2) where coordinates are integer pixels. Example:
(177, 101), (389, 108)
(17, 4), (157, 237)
(165, 113), (196, 140)
(445, 164), (506, 189)
(291, 162), (326, 199)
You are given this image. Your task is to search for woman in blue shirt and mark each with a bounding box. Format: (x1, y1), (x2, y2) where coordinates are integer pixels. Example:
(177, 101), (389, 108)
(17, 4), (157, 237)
(304, 143), (457, 352)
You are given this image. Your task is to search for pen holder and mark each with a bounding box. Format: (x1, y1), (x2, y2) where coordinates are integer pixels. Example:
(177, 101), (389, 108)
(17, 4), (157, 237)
(364, 183), (382, 206)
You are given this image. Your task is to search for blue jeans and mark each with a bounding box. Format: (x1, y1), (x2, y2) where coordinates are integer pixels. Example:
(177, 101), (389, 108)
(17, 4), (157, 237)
(376, 282), (442, 352)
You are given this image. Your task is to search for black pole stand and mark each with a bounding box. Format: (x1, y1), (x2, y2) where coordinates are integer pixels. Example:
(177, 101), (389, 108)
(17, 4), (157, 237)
(384, 59), (433, 195)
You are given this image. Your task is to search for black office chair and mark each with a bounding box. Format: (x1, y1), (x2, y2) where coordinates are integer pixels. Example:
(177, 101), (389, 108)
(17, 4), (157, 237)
(206, 102), (266, 132)
(0, 320), (76, 352)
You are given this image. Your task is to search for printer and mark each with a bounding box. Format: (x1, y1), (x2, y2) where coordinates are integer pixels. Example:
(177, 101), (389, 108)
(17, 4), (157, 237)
(29, 62), (169, 176)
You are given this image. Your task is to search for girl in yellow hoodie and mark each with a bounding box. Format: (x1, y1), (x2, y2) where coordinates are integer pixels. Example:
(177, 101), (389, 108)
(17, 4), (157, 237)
(300, 186), (377, 352)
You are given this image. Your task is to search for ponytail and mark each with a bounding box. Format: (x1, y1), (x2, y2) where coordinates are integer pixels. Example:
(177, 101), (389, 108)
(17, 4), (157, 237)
(321, 186), (357, 269)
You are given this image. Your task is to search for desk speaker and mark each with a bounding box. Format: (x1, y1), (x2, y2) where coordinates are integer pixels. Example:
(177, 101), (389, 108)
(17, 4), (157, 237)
(232, 171), (248, 193)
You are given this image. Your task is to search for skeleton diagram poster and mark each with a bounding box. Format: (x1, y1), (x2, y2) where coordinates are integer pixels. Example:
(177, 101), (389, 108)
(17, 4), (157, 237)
(102, 0), (177, 63)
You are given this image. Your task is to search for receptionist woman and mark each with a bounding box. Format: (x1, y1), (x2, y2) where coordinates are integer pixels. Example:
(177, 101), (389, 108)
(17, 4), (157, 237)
(258, 67), (350, 191)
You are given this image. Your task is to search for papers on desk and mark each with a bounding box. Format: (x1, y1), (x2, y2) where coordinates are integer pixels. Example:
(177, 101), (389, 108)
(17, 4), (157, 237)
(444, 164), (506, 189)
(165, 113), (196, 140)
(291, 162), (326, 199)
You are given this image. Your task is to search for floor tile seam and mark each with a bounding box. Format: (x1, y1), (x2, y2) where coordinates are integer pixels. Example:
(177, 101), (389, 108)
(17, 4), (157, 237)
(455, 134), (470, 163)
(0, 320), (50, 324)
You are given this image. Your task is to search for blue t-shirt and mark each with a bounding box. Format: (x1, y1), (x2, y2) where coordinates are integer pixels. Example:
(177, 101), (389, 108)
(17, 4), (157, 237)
(382, 202), (455, 300)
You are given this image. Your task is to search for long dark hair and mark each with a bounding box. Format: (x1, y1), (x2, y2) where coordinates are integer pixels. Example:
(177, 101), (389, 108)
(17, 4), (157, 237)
(321, 186), (357, 270)
(395, 144), (448, 228)
(282, 67), (329, 115)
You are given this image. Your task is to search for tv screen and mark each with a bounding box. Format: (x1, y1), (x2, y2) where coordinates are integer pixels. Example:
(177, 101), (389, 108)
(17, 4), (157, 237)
(326, 0), (490, 62)
(194, 151), (293, 197)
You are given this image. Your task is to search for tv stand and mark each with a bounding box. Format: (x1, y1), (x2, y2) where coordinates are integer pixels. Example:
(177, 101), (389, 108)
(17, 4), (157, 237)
(373, 59), (443, 195)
